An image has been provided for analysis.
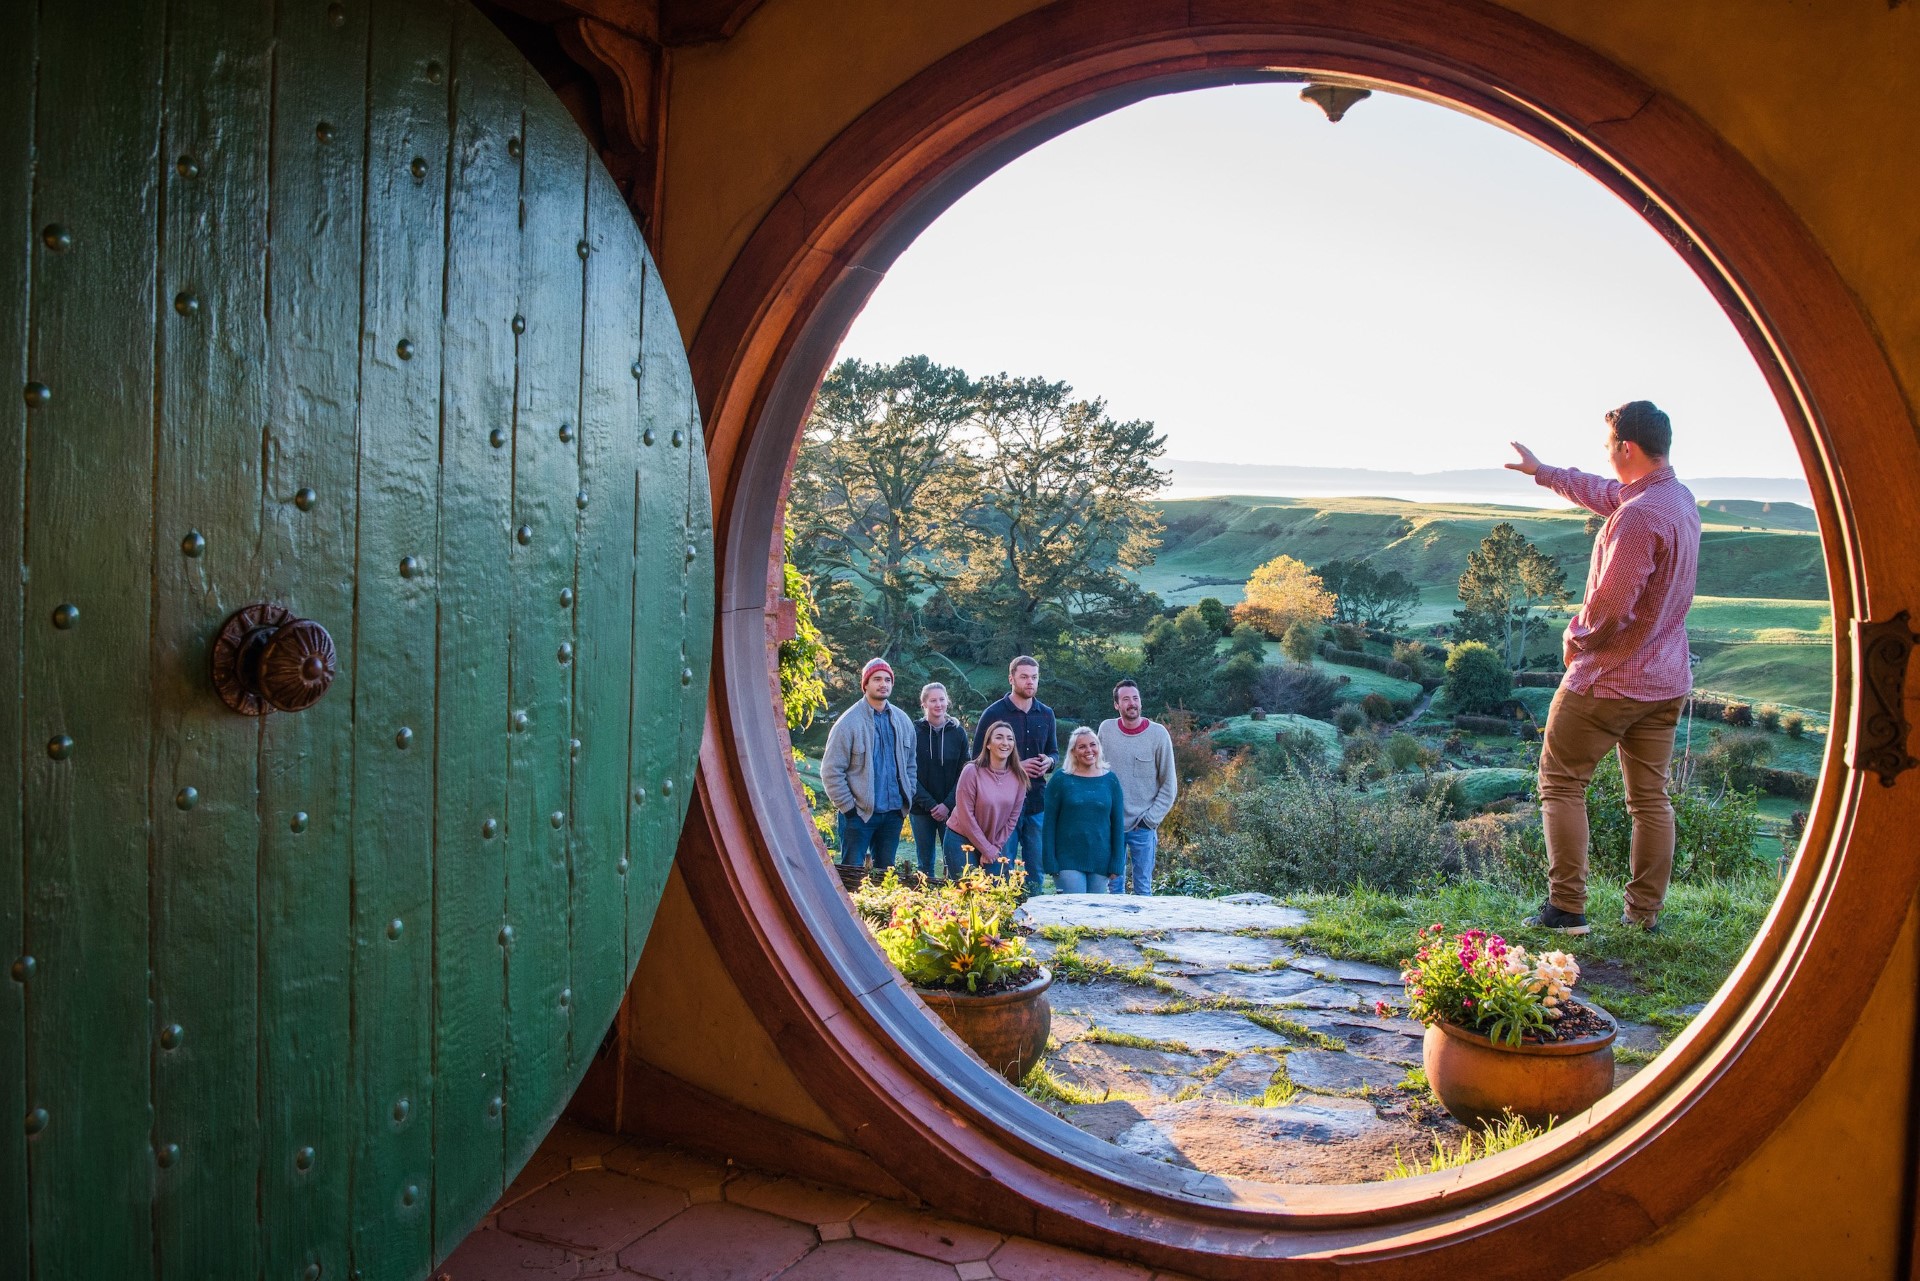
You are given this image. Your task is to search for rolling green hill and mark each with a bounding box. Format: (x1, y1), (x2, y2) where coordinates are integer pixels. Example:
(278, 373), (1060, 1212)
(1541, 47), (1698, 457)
(1141, 494), (1827, 605)
(1139, 494), (1835, 711)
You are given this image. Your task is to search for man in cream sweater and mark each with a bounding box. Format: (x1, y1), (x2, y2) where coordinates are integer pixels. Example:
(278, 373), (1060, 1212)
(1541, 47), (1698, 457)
(1096, 679), (1178, 895)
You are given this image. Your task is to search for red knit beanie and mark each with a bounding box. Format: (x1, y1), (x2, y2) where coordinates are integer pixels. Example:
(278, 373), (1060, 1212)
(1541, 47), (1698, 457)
(859, 657), (894, 689)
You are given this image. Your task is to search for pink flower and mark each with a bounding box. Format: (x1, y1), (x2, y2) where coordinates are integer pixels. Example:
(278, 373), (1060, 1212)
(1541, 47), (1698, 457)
(1373, 1000), (1390, 1017)
(1462, 998), (1475, 1008)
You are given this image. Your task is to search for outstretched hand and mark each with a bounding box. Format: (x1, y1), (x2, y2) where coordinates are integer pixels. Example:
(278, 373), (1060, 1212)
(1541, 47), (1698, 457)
(1506, 441), (1542, 476)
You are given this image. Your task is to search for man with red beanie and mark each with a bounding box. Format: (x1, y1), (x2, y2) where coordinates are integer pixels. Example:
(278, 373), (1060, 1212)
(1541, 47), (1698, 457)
(821, 657), (918, 871)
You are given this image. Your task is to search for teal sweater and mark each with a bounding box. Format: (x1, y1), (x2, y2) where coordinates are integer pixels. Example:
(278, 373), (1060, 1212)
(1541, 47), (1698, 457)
(1042, 770), (1126, 877)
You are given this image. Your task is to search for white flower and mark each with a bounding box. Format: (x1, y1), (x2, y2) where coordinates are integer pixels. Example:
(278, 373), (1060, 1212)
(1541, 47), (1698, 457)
(1501, 945), (1531, 977)
(1532, 950), (1580, 1006)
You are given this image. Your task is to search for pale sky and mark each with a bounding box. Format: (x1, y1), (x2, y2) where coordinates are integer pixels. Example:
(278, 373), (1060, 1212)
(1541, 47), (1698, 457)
(833, 84), (1802, 482)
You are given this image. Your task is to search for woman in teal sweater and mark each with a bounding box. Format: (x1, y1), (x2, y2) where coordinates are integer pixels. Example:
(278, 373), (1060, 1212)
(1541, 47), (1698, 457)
(1042, 726), (1126, 893)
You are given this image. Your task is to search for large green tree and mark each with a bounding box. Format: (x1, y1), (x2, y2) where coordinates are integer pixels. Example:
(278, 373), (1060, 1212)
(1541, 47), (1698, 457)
(1317, 558), (1421, 630)
(789, 355), (979, 656)
(946, 373), (1168, 656)
(1454, 523), (1569, 668)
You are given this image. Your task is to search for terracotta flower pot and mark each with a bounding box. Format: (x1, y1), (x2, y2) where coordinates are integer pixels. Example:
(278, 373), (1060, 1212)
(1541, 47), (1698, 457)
(916, 967), (1053, 1084)
(1422, 1006), (1618, 1129)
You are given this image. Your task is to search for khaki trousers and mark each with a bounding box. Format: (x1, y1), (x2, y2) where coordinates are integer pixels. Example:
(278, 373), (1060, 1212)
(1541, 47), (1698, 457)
(1538, 686), (1687, 921)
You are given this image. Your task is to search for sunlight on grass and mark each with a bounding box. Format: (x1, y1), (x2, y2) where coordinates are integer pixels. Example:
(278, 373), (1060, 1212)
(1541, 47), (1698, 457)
(1387, 1111), (1551, 1179)
(1270, 872), (1774, 1028)
(1083, 1025), (1193, 1055)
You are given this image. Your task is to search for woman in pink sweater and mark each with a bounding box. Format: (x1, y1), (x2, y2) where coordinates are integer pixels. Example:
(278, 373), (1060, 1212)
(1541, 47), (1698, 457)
(949, 721), (1029, 876)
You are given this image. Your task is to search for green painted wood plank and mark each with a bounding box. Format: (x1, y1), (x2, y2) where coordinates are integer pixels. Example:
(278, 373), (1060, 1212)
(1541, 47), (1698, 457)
(348, 0), (452, 1271)
(20, 0), (163, 1274)
(628, 257), (698, 952)
(0, 2), (36, 1272)
(429, 6), (520, 1258)
(567, 165), (642, 1065)
(671, 377), (716, 900)
(258, 1), (369, 1275)
(502, 87), (588, 1171)
(148, 0), (270, 1272)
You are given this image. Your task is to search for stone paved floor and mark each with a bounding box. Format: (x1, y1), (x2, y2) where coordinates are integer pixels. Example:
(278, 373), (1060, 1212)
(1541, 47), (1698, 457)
(1017, 894), (1662, 1184)
(437, 1118), (1194, 1281)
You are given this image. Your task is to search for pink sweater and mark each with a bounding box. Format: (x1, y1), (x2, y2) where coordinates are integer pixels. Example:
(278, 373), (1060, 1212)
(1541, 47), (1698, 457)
(1535, 464), (1700, 700)
(949, 762), (1028, 862)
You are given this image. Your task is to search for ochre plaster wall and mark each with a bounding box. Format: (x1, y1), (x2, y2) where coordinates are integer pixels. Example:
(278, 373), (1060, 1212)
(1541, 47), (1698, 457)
(624, 0), (1920, 1270)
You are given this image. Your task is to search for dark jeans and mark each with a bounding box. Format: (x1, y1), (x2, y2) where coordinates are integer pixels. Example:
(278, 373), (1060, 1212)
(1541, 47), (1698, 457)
(838, 808), (905, 870)
(908, 813), (967, 879)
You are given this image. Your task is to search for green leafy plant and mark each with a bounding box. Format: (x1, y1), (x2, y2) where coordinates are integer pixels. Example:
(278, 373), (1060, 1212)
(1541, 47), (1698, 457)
(1388, 1110), (1550, 1178)
(1399, 925), (1580, 1047)
(856, 866), (1039, 993)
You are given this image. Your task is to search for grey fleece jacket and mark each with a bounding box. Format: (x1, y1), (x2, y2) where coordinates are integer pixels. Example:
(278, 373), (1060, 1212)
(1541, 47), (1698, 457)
(821, 698), (917, 821)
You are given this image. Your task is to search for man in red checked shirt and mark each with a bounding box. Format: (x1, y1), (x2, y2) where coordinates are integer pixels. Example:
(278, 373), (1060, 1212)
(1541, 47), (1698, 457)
(1506, 401), (1701, 936)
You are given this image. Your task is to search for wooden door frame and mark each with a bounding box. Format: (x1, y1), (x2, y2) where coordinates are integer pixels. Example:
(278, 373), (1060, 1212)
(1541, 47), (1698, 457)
(674, 1), (1919, 1273)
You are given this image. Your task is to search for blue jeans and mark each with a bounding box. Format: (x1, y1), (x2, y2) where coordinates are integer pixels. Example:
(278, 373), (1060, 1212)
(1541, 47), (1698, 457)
(1053, 869), (1110, 894)
(1001, 812), (1045, 886)
(1123, 826), (1158, 896)
(838, 808), (904, 870)
(908, 813), (967, 878)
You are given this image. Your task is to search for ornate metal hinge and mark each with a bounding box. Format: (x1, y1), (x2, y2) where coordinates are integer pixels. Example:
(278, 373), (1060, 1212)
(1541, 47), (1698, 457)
(1846, 611), (1919, 787)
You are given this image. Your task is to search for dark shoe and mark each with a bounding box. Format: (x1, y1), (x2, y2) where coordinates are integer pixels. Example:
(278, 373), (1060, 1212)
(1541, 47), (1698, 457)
(1620, 913), (1660, 934)
(1524, 902), (1591, 935)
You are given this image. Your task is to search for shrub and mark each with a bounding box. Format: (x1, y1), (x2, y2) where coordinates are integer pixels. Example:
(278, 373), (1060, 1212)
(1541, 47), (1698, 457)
(1513, 671), (1562, 689)
(1586, 752), (1760, 880)
(1721, 701), (1754, 728)
(1196, 596), (1232, 636)
(1213, 650), (1265, 714)
(1249, 706), (1266, 721)
(1281, 619), (1319, 665)
(1756, 766), (1816, 801)
(1333, 704), (1369, 735)
(1332, 623), (1366, 651)
(1391, 640), (1427, 681)
(1453, 713), (1515, 735)
(1444, 641), (1512, 714)
(1756, 704), (1782, 732)
(1453, 810), (1545, 885)
(1362, 692), (1395, 722)
(1256, 662), (1341, 720)
(1342, 735), (1383, 777)
(1217, 760), (1458, 893)
(1385, 732), (1426, 773)
(1782, 712), (1807, 738)
(1699, 729), (1772, 792)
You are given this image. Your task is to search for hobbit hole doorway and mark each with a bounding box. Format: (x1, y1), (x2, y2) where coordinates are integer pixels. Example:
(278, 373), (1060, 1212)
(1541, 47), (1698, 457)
(769, 78), (1828, 1190)
(678, 4), (1918, 1270)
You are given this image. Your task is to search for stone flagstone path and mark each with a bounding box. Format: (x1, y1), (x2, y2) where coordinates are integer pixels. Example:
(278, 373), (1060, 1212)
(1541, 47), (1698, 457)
(1015, 894), (1658, 1185)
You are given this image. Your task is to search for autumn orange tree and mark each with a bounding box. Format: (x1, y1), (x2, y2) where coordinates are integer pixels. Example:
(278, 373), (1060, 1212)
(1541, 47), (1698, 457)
(1233, 555), (1336, 638)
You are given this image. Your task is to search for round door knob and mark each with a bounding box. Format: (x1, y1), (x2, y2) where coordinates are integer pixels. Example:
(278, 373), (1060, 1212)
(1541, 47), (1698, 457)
(211, 604), (338, 716)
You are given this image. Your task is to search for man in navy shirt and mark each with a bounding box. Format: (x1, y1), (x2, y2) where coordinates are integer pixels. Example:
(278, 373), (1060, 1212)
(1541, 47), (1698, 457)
(970, 655), (1058, 887)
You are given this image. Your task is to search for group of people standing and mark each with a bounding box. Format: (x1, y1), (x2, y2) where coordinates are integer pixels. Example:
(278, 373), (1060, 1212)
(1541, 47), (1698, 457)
(819, 655), (1178, 894)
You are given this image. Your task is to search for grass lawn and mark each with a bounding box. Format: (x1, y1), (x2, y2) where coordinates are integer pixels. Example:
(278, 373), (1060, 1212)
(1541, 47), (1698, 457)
(1210, 713), (1342, 761)
(1272, 872), (1778, 1033)
(1693, 644), (1832, 714)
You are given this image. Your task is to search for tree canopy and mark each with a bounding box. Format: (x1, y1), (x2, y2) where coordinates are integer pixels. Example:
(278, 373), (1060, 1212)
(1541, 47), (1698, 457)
(1453, 523), (1570, 669)
(1233, 555), (1336, 638)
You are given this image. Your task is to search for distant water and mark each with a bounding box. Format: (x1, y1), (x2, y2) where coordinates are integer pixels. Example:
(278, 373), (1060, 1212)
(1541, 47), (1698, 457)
(1157, 461), (1813, 509)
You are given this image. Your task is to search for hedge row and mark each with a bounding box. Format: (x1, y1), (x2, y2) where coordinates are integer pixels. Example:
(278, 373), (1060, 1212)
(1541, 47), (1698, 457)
(1317, 642), (1415, 680)
(1756, 766), (1816, 801)
(1453, 713), (1516, 735)
(1514, 670), (1562, 689)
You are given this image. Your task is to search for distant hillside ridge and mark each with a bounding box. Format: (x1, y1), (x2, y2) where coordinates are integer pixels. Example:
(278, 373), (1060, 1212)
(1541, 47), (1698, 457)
(1164, 459), (1815, 509)
(1139, 494), (1826, 604)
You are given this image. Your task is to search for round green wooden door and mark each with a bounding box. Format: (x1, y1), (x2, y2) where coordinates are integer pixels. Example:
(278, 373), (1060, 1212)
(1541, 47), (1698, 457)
(0, 0), (713, 1277)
